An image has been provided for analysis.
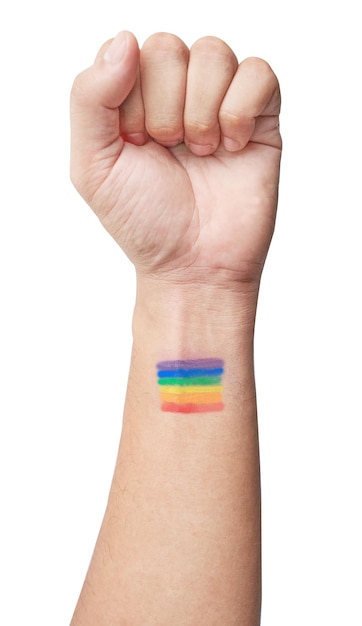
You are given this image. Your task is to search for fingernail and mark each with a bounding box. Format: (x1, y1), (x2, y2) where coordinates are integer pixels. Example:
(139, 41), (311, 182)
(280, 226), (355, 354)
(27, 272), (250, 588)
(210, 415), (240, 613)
(223, 137), (242, 152)
(104, 31), (128, 64)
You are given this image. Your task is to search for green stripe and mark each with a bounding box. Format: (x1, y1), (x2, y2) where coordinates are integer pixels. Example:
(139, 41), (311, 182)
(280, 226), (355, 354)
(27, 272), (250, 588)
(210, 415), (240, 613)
(158, 376), (221, 386)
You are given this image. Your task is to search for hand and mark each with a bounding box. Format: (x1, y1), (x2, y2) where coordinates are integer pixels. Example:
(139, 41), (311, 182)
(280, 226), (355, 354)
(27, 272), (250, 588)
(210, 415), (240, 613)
(70, 31), (281, 288)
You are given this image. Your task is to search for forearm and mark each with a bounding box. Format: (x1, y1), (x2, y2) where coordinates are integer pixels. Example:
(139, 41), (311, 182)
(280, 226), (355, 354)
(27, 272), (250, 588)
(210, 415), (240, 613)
(71, 279), (262, 626)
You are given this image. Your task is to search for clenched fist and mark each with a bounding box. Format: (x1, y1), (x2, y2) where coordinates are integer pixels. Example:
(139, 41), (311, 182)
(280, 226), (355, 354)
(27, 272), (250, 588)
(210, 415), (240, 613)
(70, 31), (281, 288)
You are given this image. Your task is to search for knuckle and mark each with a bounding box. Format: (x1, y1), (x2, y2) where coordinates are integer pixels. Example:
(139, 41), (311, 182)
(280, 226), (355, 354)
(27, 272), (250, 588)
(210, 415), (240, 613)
(142, 32), (188, 60)
(242, 56), (271, 73)
(191, 36), (237, 67)
(192, 35), (230, 54)
(242, 56), (279, 87)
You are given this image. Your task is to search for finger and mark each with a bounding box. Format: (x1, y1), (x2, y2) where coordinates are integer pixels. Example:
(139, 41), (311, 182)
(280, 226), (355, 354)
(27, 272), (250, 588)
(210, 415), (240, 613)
(184, 37), (238, 156)
(70, 31), (139, 196)
(140, 33), (189, 146)
(119, 70), (148, 145)
(93, 38), (114, 61)
(219, 57), (281, 152)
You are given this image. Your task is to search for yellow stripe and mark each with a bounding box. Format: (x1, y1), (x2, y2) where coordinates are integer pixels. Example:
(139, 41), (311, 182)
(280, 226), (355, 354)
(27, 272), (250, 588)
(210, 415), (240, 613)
(160, 385), (222, 395)
(160, 391), (222, 404)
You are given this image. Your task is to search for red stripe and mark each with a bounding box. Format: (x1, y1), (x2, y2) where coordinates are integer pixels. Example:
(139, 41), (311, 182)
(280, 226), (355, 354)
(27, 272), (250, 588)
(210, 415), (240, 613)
(161, 402), (224, 413)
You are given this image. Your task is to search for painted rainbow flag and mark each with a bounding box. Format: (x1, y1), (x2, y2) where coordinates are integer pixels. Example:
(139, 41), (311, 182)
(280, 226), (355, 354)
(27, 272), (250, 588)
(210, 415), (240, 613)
(156, 358), (225, 413)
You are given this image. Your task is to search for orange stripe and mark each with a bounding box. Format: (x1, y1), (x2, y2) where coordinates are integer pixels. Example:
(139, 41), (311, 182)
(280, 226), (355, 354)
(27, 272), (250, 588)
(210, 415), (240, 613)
(160, 391), (222, 404)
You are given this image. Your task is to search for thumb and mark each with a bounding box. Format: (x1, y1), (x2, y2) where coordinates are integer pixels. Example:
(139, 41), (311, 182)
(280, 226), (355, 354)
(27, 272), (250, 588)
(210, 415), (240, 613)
(70, 31), (139, 199)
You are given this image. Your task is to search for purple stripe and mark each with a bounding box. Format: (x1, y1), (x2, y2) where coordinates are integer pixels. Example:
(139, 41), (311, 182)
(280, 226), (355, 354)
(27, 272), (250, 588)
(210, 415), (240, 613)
(157, 358), (224, 371)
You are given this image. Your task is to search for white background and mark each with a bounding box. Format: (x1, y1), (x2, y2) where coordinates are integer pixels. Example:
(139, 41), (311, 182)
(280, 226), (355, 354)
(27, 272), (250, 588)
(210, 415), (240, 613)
(0, 0), (361, 624)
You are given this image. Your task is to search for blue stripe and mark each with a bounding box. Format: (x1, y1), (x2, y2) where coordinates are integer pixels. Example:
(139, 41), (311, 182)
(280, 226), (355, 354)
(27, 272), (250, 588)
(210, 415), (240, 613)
(158, 367), (224, 378)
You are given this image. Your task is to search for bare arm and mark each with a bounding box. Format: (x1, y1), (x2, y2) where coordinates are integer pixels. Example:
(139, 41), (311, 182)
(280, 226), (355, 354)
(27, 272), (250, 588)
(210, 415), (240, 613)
(69, 30), (281, 626)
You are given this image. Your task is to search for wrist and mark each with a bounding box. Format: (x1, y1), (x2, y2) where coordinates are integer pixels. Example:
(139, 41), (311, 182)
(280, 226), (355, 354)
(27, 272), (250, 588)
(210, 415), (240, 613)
(129, 274), (259, 418)
(132, 275), (260, 385)
(133, 273), (260, 334)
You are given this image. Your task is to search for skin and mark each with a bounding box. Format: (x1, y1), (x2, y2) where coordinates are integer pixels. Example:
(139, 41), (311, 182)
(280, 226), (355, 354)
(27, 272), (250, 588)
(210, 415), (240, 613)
(70, 31), (281, 626)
